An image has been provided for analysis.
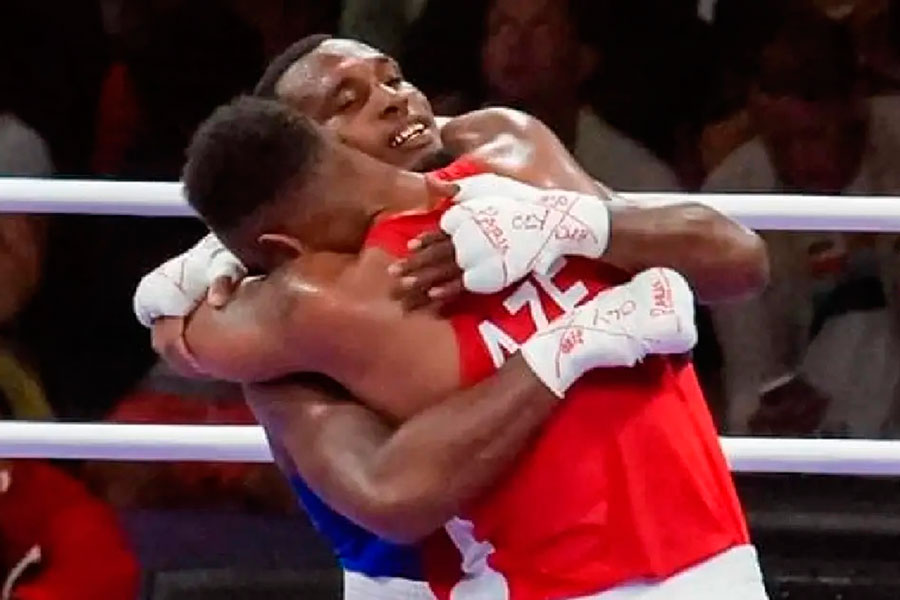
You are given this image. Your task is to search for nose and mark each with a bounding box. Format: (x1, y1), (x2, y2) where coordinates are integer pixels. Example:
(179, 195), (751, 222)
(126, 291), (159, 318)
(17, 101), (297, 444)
(376, 84), (409, 120)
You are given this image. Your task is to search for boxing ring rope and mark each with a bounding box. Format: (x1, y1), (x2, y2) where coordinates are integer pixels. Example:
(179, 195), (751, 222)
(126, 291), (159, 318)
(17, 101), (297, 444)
(3, 422), (900, 477)
(5, 176), (900, 476)
(5, 177), (900, 231)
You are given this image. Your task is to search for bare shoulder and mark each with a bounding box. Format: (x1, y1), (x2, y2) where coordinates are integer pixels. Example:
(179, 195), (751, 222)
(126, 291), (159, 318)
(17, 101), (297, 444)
(271, 252), (373, 311)
(442, 107), (549, 156)
(447, 107), (536, 134)
(443, 107), (596, 192)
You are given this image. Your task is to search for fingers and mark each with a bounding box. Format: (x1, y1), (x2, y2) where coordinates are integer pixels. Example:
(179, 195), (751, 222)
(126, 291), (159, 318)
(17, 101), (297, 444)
(407, 230), (453, 259)
(424, 174), (459, 201)
(392, 259), (463, 311)
(389, 232), (457, 278)
(428, 279), (465, 302)
(206, 276), (238, 308)
(388, 231), (466, 310)
(399, 261), (463, 297)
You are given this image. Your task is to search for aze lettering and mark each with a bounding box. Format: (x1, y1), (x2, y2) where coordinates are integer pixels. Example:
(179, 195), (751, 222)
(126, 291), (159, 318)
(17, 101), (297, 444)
(478, 258), (590, 368)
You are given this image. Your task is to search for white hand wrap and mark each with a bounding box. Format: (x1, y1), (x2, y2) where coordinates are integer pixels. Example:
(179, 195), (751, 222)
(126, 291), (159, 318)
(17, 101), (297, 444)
(520, 268), (698, 397)
(441, 174), (610, 294)
(133, 234), (246, 327)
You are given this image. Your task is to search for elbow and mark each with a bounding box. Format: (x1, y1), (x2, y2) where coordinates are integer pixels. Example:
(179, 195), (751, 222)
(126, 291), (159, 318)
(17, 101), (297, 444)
(353, 486), (447, 545)
(686, 204), (770, 303)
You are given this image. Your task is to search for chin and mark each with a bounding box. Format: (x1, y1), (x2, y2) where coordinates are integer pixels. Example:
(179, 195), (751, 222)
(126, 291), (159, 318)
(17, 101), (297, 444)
(408, 145), (456, 173)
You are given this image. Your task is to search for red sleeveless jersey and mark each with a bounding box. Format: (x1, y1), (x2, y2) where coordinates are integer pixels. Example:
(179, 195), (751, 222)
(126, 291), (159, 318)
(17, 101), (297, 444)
(365, 158), (749, 599)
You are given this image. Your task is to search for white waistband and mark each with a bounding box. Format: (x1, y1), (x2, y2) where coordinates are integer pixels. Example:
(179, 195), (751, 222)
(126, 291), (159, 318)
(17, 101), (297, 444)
(575, 545), (768, 600)
(343, 571), (437, 600)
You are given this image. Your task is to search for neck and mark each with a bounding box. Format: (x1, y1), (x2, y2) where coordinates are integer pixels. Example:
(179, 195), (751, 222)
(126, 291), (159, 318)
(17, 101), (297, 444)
(358, 154), (433, 217)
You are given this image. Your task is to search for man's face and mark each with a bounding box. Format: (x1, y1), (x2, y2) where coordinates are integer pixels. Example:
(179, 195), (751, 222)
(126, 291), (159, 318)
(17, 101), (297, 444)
(481, 0), (582, 104)
(275, 39), (443, 171)
(751, 91), (866, 193)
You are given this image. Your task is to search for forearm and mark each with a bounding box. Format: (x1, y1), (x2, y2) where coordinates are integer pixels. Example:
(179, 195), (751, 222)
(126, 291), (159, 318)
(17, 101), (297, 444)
(252, 356), (557, 544)
(180, 300), (293, 382)
(173, 276), (301, 382)
(603, 202), (769, 304)
(443, 109), (768, 303)
(362, 354), (555, 541)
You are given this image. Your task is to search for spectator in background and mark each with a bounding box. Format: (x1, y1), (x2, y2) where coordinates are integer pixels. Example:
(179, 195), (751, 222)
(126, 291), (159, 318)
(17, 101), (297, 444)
(228, 0), (341, 62)
(705, 3), (900, 194)
(0, 90), (53, 422)
(0, 459), (139, 600)
(341, 0), (423, 57)
(20, 0), (262, 421)
(849, 0), (900, 93)
(704, 6), (900, 437)
(83, 371), (296, 513)
(588, 0), (717, 189)
(701, 0), (786, 175)
(0, 66), (137, 600)
(403, 0), (680, 191)
(0, 0), (106, 175)
(95, 0), (264, 178)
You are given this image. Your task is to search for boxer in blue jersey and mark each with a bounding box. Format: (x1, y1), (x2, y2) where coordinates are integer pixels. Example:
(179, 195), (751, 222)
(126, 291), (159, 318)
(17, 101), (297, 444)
(141, 35), (767, 599)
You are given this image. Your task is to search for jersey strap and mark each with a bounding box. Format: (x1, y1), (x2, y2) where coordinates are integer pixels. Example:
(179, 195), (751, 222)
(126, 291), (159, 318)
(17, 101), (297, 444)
(364, 157), (486, 258)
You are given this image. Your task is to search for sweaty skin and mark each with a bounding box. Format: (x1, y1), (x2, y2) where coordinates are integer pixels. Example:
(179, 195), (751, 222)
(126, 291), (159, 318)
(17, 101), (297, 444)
(156, 40), (768, 543)
(176, 109), (764, 543)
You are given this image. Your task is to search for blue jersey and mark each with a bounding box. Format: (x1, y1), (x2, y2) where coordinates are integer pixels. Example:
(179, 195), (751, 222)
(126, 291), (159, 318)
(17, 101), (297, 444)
(289, 475), (425, 580)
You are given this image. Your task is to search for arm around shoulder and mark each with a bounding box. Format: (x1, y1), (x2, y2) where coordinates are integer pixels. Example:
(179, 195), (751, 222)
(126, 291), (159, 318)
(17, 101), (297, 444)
(605, 200), (770, 304)
(245, 375), (458, 544)
(179, 270), (330, 382)
(246, 351), (559, 544)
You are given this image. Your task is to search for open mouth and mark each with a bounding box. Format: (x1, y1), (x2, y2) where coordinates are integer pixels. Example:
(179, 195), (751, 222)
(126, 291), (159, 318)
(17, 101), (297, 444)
(389, 120), (429, 148)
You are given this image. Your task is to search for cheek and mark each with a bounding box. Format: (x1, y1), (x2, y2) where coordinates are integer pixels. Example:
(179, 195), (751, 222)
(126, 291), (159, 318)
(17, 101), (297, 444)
(327, 120), (380, 155)
(409, 91), (434, 116)
(345, 134), (383, 157)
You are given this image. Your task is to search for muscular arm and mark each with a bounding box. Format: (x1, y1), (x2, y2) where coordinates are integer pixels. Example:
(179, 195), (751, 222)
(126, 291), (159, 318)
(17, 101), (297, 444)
(247, 355), (557, 544)
(443, 108), (769, 303)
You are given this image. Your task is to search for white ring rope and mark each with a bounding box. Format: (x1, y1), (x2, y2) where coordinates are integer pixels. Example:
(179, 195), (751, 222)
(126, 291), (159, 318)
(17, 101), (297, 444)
(0, 422), (272, 463)
(3, 178), (900, 476)
(4, 177), (900, 231)
(1, 422), (900, 476)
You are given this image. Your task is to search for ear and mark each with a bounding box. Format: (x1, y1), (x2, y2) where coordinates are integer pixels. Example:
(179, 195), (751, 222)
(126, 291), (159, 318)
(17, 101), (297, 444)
(425, 175), (459, 202)
(257, 233), (306, 267)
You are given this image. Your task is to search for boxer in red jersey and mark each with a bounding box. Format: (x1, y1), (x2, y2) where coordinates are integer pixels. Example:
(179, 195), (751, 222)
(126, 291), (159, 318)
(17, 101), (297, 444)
(144, 40), (767, 556)
(172, 96), (768, 599)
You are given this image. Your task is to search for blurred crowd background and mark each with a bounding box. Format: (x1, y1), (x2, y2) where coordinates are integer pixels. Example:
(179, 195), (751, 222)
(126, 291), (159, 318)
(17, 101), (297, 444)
(2, 0), (900, 597)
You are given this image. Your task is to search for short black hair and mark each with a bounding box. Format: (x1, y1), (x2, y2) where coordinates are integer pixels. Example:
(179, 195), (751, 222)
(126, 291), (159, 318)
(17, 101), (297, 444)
(254, 34), (332, 98)
(183, 96), (323, 236)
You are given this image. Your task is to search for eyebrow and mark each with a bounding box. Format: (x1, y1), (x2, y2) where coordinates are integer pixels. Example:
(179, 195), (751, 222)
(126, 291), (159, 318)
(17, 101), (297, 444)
(316, 56), (402, 113)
